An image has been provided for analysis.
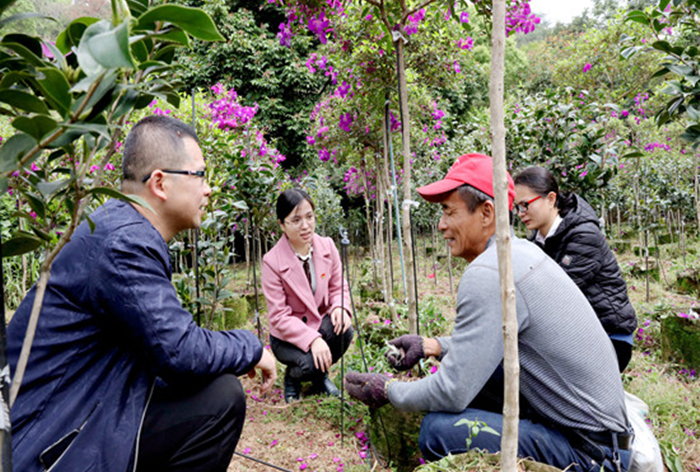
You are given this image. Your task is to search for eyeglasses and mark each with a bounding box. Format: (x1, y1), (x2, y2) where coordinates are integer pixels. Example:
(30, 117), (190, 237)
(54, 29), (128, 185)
(142, 169), (206, 183)
(514, 195), (542, 214)
(284, 213), (315, 228)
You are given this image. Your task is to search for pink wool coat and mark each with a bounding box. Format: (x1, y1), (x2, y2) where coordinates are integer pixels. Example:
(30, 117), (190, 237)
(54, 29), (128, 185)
(262, 233), (351, 352)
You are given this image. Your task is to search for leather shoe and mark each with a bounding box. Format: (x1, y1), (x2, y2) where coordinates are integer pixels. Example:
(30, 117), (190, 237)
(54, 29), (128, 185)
(313, 374), (340, 398)
(284, 372), (301, 403)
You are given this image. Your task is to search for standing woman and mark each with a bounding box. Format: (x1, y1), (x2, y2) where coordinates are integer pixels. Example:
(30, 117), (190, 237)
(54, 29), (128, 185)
(513, 167), (637, 371)
(262, 189), (353, 403)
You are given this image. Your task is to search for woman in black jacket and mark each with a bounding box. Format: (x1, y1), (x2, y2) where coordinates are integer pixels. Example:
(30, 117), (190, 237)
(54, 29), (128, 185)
(513, 166), (637, 371)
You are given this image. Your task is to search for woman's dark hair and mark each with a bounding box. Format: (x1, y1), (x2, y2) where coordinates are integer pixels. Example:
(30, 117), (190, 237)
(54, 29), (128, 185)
(276, 189), (315, 222)
(513, 166), (575, 215)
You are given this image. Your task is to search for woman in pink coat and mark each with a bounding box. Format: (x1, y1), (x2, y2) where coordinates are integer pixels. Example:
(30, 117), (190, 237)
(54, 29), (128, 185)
(262, 189), (353, 403)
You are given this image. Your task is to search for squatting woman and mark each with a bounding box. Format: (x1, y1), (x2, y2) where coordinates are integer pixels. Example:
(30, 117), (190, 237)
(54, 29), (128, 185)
(262, 189), (353, 403)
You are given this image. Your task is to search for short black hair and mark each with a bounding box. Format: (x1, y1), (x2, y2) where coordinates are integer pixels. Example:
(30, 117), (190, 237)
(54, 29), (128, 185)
(122, 115), (199, 182)
(276, 189), (315, 222)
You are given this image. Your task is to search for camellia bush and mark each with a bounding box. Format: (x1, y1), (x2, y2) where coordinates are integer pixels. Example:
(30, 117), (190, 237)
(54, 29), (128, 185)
(0, 0), (227, 428)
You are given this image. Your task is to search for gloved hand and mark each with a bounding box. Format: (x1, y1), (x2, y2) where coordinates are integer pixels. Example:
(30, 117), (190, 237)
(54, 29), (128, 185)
(345, 372), (392, 409)
(385, 335), (424, 371)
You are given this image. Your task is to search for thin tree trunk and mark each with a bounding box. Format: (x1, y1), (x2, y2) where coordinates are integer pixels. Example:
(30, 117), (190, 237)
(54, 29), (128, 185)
(361, 157), (378, 288)
(490, 2), (518, 470)
(395, 36), (417, 335)
(695, 151), (700, 232)
(245, 218), (251, 286)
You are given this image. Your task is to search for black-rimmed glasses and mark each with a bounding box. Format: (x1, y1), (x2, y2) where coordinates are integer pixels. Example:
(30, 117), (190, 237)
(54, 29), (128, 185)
(514, 195), (542, 214)
(142, 169), (206, 183)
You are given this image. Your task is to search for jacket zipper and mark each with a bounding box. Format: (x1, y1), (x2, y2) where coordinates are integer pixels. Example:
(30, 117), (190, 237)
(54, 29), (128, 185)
(131, 380), (155, 472)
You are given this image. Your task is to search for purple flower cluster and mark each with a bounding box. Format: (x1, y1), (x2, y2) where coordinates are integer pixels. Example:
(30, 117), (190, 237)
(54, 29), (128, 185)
(505, 0), (541, 36)
(404, 8), (426, 36)
(305, 52), (339, 85)
(457, 37), (474, 50)
(272, 0), (344, 47)
(338, 112), (354, 132)
(209, 83), (259, 131)
(343, 166), (376, 198)
(644, 142), (672, 152)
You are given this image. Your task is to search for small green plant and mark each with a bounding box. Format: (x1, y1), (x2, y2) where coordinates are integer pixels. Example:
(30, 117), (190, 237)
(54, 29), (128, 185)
(454, 418), (501, 449)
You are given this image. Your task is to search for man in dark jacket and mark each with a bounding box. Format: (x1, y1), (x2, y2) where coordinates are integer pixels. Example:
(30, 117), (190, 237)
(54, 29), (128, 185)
(8, 115), (277, 472)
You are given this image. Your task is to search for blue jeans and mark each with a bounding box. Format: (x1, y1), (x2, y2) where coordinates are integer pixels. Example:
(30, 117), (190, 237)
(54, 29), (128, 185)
(419, 409), (631, 472)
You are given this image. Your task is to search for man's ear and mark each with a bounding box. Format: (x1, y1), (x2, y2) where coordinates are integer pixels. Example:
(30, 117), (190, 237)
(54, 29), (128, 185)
(146, 170), (168, 202)
(480, 200), (495, 227)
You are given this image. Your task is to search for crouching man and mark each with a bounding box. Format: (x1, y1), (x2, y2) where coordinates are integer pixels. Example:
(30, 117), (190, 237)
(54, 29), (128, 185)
(8, 115), (276, 472)
(346, 154), (632, 472)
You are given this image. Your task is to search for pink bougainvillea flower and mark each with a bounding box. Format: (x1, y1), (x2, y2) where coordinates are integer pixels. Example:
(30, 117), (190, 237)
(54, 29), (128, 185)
(460, 11), (469, 23)
(583, 63), (592, 73)
(270, 439), (278, 447)
(299, 463), (308, 470)
(430, 365), (438, 374)
(453, 60), (461, 74)
(243, 447), (251, 455)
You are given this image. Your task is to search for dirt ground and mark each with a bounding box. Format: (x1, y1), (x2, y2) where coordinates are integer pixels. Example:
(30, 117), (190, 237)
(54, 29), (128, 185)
(228, 375), (374, 472)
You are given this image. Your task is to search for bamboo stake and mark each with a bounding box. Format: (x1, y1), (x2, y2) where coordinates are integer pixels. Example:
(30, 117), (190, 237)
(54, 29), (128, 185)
(490, 1), (518, 470)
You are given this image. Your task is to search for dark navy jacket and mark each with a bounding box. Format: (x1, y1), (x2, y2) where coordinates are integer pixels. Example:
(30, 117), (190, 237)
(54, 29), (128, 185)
(8, 199), (263, 472)
(529, 193), (637, 336)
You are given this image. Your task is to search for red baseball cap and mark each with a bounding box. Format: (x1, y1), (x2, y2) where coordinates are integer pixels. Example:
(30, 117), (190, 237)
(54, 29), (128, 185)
(417, 153), (516, 209)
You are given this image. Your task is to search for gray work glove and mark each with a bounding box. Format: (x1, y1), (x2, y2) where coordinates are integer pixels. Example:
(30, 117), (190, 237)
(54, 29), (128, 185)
(345, 372), (392, 409)
(385, 335), (424, 371)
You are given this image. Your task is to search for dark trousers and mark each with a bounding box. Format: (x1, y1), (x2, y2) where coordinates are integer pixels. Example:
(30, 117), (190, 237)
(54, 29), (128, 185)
(270, 315), (354, 380)
(419, 366), (631, 472)
(612, 339), (632, 372)
(135, 373), (246, 472)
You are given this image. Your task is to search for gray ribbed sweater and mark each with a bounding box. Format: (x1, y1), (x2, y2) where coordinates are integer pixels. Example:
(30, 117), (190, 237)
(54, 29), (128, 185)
(387, 236), (628, 434)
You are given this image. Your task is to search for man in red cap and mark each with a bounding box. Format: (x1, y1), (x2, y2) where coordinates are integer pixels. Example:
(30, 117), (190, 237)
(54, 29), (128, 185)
(346, 154), (632, 472)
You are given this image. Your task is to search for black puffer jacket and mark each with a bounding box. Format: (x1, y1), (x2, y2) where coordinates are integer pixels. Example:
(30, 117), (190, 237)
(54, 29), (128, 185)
(529, 193), (637, 336)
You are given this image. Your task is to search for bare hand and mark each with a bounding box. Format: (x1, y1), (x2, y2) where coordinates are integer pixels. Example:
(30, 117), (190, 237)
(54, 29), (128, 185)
(330, 308), (352, 335)
(248, 349), (277, 394)
(310, 337), (332, 372)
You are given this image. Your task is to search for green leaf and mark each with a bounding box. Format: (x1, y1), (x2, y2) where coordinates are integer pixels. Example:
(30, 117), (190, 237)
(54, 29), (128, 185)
(621, 46), (642, 60)
(0, 89), (49, 115)
(35, 67), (72, 117)
(2, 33), (42, 58)
(0, 12), (56, 29)
(1, 234), (43, 257)
(56, 17), (99, 54)
(127, 0), (148, 17)
(659, 0), (671, 11)
(63, 123), (110, 141)
(77, 19), (136, 76)
(622, 151), (644, 158)
(24, 191), (46, 219)
(36, 178), (71, 198)
(12, 115), (58, 141)
(137, 5), (224, 41)
(652, 40), (674, 54)
(667, 64), (694, 77)
(86, 187), (154, 212)
(1, 41), (45, 67)
(0, 133), (37, 172)
(0, 0), (19, 16)
(626, 10), (649, 26)
(153, 28), (190, 47)
(0, 71), (33, 89)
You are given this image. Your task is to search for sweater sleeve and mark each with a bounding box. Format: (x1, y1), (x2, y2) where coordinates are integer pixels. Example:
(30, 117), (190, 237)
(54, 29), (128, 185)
(91, 228), (262, 380)
(387, 265), (507, 412)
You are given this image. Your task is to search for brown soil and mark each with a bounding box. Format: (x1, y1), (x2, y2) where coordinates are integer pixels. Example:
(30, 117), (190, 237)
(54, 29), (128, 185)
(228, 375), (375, 472)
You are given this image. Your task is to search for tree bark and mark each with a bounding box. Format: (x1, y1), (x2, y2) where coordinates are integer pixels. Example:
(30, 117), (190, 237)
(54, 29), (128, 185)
(394, 34), (418, 334)
(490, 2), (519, 471)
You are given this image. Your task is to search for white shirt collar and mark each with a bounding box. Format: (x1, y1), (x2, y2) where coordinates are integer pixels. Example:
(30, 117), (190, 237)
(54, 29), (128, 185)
(535, 214), (562, 245)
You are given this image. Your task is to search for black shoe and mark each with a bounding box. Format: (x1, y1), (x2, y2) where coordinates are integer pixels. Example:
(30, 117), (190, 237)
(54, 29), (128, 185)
(284, 372), (301, 403)
(313, 374), (340, 398)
